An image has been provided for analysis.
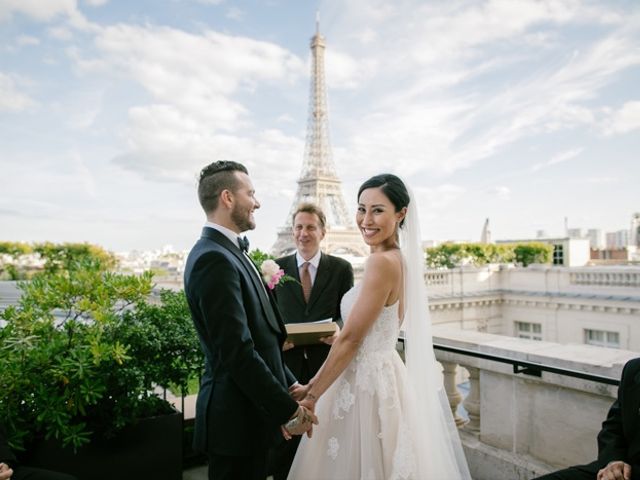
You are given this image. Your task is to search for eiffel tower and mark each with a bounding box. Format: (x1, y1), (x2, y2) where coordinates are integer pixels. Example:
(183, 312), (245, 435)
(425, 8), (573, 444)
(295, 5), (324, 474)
(272, 20), (368, 257)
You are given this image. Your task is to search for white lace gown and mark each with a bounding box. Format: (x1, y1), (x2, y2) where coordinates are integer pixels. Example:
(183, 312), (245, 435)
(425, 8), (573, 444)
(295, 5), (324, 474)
(288, 283), (463, 480)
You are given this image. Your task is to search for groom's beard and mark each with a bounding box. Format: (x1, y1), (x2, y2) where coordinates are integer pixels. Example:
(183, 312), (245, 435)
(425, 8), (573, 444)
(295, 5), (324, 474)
(231, 204), (255, 232)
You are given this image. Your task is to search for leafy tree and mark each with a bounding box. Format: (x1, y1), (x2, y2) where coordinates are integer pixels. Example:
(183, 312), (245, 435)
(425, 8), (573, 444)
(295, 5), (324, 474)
(425, 242), (551, 269)
(512, 242), (553, 267)
(0, 242), (33, 280)
(32, 242), (116, 273)
(125, 290), (203, 396)
(0, 242), (115, 279)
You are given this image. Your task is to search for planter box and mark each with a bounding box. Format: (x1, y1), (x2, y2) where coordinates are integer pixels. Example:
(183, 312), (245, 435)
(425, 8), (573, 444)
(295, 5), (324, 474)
(25, 410), (183, 480)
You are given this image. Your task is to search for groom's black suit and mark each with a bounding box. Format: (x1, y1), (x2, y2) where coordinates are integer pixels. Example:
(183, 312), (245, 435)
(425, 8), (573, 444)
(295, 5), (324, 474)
(536, 357), (640, 480)
(184, 227), (299, 479)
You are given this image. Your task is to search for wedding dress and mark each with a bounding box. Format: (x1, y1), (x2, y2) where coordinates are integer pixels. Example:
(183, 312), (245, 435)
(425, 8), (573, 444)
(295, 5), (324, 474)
(287, 186), (471, 480)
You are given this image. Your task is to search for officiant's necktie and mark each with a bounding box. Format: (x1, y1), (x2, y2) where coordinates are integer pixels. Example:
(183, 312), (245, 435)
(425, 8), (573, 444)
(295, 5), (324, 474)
(300, 261), (312, 303)
(238, 236), (249, 253)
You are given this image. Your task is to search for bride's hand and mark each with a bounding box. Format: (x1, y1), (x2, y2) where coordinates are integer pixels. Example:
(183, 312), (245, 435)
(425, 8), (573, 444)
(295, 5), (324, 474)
(289, 383), (308, 401)
(300, 392), (318, 413)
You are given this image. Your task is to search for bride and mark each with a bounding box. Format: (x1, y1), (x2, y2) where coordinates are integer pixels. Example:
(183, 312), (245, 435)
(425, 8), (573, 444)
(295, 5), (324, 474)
(287, 174), (471, 479)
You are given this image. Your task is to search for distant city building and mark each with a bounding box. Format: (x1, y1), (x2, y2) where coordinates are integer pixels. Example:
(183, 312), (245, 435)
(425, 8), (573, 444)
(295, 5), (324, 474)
(590, 247), (632, 264)
(606, 230), (630, 249)
(480, 218), (492, 244)
(586, 228), (605, 249)
(631, 212), (640, 248)
(497, 237), (590, 267)
(426, 264), (640, 351)
(567, 228), (584, 239)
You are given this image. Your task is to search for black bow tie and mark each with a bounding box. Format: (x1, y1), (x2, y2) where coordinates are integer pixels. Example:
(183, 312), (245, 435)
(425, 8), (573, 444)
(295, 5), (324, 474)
(238, 236), (249, 253)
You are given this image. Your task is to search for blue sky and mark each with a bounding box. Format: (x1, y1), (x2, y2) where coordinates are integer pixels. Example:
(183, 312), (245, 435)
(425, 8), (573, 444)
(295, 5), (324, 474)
(1, 0), (639, 252)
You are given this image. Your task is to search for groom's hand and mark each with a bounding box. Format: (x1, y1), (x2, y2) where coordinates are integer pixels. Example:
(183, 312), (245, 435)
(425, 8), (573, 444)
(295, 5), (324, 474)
(597, 461), (631, 480)
(289, 383), (308, 401)
(283, 405), (318, 438)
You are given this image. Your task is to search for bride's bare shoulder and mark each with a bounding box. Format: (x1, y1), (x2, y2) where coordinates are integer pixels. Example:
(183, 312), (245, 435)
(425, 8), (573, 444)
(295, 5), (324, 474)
(363, 250), (401, 278)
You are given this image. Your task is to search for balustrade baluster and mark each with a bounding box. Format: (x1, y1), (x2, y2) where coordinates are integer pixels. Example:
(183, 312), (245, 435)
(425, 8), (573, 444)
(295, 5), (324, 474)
(463, 366), (481, 434)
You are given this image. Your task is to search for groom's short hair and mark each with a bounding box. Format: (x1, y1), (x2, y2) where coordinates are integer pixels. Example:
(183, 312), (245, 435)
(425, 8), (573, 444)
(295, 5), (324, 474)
(198, 160), (249, 213)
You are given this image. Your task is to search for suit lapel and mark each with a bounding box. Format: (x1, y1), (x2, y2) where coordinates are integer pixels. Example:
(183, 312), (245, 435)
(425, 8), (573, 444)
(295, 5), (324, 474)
(282, 254), (306, 307)
(201, 228), (281, 333)
(307, 253), (330, 310)
(622, 363), (640, 432)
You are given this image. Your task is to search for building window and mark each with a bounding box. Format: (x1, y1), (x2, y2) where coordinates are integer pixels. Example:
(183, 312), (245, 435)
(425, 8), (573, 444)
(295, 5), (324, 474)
(552, 244), (564, 265)
(515, 321), (542, 341)
(584, 329), (620, 348)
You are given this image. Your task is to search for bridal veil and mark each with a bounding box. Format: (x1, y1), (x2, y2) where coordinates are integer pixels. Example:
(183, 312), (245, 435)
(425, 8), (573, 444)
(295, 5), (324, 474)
(399, 185), (471, 479)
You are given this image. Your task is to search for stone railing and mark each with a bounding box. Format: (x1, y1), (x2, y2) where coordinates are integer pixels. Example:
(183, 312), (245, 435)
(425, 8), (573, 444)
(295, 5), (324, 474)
(423, 264), (640, 298)
(429, 327), (636, 480)
(569, 269), (640, 287)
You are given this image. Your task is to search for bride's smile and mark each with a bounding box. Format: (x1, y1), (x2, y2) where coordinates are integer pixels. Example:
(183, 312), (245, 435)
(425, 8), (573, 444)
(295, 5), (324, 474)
(356, 187), (406, 251)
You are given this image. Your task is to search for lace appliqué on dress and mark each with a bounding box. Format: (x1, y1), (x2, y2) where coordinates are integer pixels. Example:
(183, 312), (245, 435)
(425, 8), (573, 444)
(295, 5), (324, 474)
(332, 378), (355, 419)
(327, 437), (339, 460)
(390, 420), (417, 480)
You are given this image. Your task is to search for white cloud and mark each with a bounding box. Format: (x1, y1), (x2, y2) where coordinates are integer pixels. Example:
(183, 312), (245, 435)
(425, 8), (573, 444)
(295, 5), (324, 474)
(602, 101), (640, 135)
(226, 7), (244, 21)
(531, 148), (583, 172)
(0, 73), (36, 112)
(0, 0), (76, 22)
(414, 184), (466, 211)
(487, 186), (511, 200)
(83, 0), (109, 6)
(325, 49), (377, 90)
(66, 24), (306, 180)
(48, 26), (74, 40)
(579, 176), (619, 184)
(319, 0), (638, 177)
(16, 35), (40, 46)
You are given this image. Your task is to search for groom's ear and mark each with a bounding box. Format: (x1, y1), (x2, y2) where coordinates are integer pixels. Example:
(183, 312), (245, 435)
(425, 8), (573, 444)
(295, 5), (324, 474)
(219, 189), (234, 209)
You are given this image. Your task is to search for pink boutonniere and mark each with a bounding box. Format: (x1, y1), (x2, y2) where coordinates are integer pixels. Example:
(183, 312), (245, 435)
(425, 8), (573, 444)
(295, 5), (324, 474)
(260, 259), (286, 290)
(249, 249), (296, 290)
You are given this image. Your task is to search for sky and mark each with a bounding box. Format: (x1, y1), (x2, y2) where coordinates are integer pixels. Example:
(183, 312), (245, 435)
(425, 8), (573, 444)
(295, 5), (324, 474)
(1, 0), (639, 253)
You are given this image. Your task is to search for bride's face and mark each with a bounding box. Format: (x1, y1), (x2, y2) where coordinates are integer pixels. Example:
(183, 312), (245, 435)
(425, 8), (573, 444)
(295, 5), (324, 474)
(356, 187), (406, 250)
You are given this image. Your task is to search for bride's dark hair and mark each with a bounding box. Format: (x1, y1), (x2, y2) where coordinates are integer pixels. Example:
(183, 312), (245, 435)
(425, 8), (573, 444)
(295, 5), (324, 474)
(357, 173), (410, 227)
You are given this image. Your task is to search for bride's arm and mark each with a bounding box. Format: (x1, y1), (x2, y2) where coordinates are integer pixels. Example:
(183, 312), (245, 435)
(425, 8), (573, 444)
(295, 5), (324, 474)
(302, 253), (397, 410)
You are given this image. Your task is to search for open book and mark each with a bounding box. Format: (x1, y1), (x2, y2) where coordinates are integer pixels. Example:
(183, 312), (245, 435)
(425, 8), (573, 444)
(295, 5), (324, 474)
(285, 319), (337, 346)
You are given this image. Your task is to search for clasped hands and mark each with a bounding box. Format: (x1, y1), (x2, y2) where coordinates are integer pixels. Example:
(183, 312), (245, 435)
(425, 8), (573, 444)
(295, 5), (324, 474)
(597, 461), (631, 480)
(281, 404), (318, 440)
(0, 462), (13, 480)
(281, 383), (319, 440)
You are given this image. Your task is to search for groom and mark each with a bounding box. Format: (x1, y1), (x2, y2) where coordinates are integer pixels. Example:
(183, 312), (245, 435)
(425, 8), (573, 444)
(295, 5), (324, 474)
(184, 161), (317, 480)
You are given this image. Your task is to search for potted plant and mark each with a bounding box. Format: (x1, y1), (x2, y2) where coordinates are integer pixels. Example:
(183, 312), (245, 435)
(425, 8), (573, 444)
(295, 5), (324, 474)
(0, 251), (202, 480)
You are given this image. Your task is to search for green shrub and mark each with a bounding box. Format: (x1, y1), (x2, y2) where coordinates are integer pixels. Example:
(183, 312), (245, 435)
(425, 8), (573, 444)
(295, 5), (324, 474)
(0, 256), (202, 452)
(425, 242), (551, 268)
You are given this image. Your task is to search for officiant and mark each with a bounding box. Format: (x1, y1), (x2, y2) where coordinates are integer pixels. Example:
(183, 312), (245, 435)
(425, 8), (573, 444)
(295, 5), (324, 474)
(269, 203), (354, 480)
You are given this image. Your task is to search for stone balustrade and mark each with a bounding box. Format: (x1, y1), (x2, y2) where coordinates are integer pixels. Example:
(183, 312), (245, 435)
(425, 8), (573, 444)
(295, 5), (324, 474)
(430, 327), (636, 480)
(569, 268), (640, 287)
(424, 264), (640, 298)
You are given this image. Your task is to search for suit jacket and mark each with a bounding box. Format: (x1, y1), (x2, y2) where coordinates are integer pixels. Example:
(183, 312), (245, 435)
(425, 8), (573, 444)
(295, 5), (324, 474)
(0, 424), (17, 467)
(596, 357), (640, 478)
(184, 227), (298, 456)
(275, 252), (354, 383)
